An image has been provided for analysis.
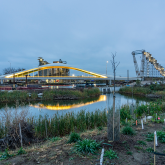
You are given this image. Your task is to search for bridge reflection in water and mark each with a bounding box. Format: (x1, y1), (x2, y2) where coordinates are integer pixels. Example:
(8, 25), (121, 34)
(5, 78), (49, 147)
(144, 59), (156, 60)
(30, 95), (106, 110)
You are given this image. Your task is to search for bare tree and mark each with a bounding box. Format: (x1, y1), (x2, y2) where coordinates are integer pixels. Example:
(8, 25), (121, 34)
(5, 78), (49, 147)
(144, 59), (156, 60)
(3, 67), (25, 75)
(108, 52), (120, 141)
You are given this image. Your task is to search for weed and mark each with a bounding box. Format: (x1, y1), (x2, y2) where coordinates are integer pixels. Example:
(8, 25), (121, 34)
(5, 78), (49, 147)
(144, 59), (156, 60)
(68, 132), (81, 143)
(157, 131), (165, 143)
(49, 137), (61, 142)
(126, 151), (133, 155)
(122, 126), (135, 135)
(134, 145), (143, 150)
(146, 147), (154, 153)
(104, 149), (118, 159)
(97, 126), (103, 131)
(74, 139), (101, 154)
(0, 149), (13, 160)
(69, 157), (74, 161)
(17, 147), (26, 155)
(137, 140), (147, 146)
(145, 132), (154, 141)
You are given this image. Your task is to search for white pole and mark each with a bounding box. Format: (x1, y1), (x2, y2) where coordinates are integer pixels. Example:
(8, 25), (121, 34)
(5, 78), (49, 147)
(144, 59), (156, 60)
(141, 119), (144, 129)
(100, 148), (104, 165)
(154, 131), (158, 146)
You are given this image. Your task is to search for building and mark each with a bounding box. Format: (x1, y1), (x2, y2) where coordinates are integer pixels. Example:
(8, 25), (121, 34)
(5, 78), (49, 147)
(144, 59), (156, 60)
(38, 57), (70, 77)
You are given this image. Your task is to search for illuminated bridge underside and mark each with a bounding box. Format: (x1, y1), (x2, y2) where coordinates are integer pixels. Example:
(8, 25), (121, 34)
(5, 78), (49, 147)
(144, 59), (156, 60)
(5, 65), (107, 79)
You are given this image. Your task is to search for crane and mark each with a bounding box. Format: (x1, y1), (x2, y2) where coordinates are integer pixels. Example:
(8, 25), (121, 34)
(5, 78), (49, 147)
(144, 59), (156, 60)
(131, 50), (145, 77)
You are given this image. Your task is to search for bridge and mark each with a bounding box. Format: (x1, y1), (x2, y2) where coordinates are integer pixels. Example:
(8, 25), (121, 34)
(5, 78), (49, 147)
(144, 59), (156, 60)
(0, 63), (140, 84)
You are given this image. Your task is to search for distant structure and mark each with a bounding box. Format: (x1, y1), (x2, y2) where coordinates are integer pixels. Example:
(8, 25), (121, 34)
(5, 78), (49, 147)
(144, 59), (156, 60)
(132, 50), (165, 80)
(38, 57), (70, 76)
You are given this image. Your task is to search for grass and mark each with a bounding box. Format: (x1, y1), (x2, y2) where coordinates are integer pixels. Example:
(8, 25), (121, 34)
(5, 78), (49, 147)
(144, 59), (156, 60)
(119, 86), (151, 95)
(49, 137), (61, 142)
(0, 88), (101, 103)
(104, 149), (118, 159)
(74, 139), (101, 154)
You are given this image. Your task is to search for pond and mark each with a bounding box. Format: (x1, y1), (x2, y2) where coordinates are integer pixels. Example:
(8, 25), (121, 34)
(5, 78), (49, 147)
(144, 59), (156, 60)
(0, 93), (154, 118)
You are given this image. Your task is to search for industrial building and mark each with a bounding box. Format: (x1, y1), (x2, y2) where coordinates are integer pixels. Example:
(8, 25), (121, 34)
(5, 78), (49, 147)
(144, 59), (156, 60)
(38, 57), (70, 77)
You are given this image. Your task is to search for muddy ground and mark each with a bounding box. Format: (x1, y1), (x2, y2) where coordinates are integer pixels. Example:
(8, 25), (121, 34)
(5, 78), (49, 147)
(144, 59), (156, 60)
(1, 121), (165, 165)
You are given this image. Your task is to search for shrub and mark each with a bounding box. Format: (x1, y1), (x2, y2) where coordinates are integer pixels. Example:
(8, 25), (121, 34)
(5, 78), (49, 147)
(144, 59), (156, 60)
(74, 139), (101, 154)
(68, 132), (81, 143)
(104, 149), (118, 159)
(120, 105), (132, 121)
(122, 126), (135, 135)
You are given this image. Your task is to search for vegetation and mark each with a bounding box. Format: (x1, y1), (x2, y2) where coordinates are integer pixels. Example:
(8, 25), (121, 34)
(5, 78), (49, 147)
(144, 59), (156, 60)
(137, 140), (147, 146)
(67, 132), (81, 143)
(0, 88), (100, 103)
(122, 126), (135, 135)
(0, 149), (13, 160)
(0, 109), (107, 139)
(119, 86), (151, 95)
(17, 147), (26, 155)
(146, 147), (154, 153)
(49, 137), (61, 142)
(74, 139), (101, 154)
(104, 149), (118, 159)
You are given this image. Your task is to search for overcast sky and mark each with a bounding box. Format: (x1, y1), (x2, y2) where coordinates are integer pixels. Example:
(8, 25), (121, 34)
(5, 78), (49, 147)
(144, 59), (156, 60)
(0, 0), (165, 77)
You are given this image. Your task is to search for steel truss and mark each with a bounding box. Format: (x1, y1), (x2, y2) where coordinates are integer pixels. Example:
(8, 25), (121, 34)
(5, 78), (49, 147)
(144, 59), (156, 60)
(132, 50), (165, 78)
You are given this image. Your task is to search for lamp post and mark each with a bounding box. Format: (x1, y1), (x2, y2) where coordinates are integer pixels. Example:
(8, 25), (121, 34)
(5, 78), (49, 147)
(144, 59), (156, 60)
(8, 61), (11, 74)
(106, 61), (108, 76)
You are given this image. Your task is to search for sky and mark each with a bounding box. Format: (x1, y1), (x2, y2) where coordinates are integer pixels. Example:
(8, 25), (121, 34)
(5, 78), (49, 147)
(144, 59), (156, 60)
(0, 0), (165, 77)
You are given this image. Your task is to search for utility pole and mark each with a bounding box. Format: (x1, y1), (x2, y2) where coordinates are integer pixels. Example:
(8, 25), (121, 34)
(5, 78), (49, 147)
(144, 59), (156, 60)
(8, 61), (11, 74)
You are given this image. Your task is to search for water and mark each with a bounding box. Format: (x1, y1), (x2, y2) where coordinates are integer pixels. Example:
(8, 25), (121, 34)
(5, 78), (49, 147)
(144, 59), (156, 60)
(0, 93), (153, 118)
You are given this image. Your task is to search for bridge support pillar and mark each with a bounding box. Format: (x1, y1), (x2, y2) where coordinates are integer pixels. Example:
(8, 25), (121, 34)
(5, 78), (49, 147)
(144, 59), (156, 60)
(109, 79), (111, 85)
(1, 79), (3, 84)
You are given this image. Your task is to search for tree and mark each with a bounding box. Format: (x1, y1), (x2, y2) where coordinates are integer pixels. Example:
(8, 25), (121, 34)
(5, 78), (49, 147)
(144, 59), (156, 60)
(3, 67), (25, 75)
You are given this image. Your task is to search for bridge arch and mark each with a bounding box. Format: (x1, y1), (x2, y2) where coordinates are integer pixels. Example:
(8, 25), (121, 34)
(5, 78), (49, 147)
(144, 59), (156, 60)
(5, 63), (107, 78)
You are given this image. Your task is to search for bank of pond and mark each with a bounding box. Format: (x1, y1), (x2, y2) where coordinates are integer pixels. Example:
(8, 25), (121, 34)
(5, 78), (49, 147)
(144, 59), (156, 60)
(119, 85), (165, 99)
(0, 88), (100, 103)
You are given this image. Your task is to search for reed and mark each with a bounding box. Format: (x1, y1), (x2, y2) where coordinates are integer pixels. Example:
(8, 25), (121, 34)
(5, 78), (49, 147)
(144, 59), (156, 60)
(119, 87), (151, 95)
(28, 109), (107, 138)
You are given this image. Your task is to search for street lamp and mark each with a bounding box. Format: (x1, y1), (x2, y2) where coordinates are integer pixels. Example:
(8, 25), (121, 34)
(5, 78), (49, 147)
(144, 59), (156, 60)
(8, 61), (11, 74)
(106, 61), (108, 76)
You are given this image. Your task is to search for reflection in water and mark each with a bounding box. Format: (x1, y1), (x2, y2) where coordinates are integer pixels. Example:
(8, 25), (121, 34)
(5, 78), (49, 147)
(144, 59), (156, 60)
(30, 95), (106, 110)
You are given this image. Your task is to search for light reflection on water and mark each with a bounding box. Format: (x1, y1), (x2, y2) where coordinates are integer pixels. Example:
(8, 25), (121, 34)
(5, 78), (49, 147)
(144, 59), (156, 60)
(0, 93), (152, 118)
